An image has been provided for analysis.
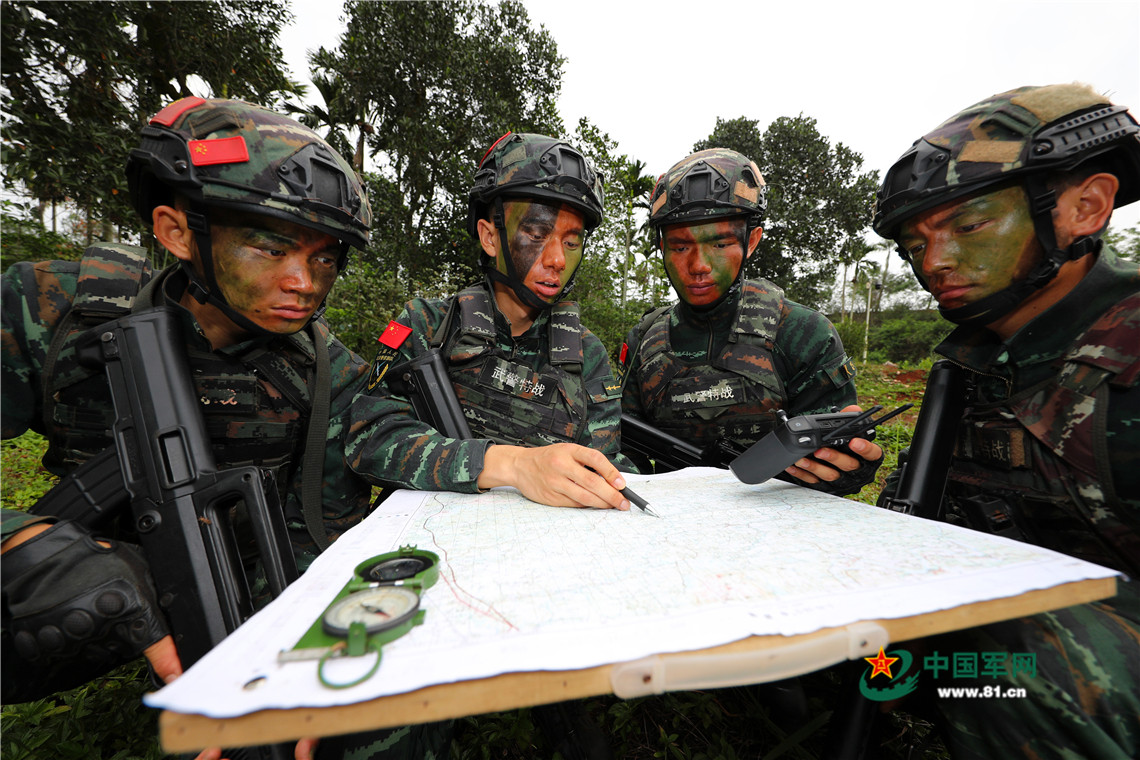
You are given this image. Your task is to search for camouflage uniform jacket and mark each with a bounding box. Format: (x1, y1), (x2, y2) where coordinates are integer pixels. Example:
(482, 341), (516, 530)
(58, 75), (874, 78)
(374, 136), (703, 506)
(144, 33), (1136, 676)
(347, 280), (632, 493)
(1, 251), (372, 569)
(931, 244), (1140, 576)
(621, 278), (857, 450)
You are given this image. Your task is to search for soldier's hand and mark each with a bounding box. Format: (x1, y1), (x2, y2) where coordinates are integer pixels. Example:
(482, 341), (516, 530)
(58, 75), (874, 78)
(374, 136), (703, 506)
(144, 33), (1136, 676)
(479, 443), (631, 510)
(192, 738), (318, 760)
(784, 404), (884, 492)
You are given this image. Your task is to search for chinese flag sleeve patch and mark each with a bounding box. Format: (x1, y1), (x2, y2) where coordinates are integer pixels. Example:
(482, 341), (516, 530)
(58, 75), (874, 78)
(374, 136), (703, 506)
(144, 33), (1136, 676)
(378, 321), (412, 349)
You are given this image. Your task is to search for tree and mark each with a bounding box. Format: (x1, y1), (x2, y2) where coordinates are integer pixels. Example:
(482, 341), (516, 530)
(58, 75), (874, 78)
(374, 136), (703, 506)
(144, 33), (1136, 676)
(1, 1), (299, 240)
(310, 0), (564, 290)
(694, 115), (879, 308)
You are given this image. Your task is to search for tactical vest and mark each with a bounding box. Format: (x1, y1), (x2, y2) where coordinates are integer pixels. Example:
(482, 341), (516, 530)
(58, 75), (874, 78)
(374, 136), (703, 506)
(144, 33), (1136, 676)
(435, 285), (590, 446)
(632, 279), (788, 448)
(42, 245), (323, 503)
(945, 291), (1140, 577)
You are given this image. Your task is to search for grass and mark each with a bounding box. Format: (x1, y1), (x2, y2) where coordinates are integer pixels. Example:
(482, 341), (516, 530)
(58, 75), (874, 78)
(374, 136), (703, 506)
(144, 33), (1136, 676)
(0, 363), (947, 759)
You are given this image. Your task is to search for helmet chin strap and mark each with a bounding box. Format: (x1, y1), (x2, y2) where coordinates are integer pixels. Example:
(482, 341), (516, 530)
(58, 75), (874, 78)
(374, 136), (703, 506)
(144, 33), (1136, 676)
(936, 178), (1097, 326)
(481, 198), (577, 312)
(182, 205), (326, 339)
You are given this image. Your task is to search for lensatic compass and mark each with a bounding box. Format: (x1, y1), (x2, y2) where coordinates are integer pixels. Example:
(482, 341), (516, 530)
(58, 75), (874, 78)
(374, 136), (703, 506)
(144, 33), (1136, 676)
(279, 545), (439, 688)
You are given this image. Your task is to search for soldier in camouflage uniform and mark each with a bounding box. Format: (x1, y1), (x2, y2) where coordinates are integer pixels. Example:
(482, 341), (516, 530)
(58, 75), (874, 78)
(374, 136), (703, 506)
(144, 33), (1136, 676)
(621, 148), (883, 494)
(873, 83), (1140, 759)
(348, 132), (634, 509)
(0, 97), (423, 760)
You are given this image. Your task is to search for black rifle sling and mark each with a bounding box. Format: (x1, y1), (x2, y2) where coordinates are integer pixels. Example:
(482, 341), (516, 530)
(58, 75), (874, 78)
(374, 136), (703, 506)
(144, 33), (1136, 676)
(301, 320), (332, 551)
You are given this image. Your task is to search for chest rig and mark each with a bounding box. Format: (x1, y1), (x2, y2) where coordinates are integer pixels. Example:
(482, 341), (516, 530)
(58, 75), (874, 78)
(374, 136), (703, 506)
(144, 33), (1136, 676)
(633, 279), (788, 448)
(946, 291), (1140, 576)
(432, 285), (589, 446)
(42, 246), (321, 497)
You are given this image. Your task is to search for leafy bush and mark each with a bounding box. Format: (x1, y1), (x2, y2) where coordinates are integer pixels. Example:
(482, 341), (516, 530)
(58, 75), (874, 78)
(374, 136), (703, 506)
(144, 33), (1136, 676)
(1, 206), (82, 272)
(868, 312), (950, 364)
(833, 318), (866, 360)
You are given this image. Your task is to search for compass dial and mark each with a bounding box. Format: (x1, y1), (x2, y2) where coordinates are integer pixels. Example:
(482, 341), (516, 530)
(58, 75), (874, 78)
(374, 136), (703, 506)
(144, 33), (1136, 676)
(321, 586), (421, 636)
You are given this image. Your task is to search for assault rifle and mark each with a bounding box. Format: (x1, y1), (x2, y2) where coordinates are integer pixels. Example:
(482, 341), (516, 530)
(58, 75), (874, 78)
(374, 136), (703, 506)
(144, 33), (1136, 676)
(620, 414), (744, 473)
(32, 308), (296, 760)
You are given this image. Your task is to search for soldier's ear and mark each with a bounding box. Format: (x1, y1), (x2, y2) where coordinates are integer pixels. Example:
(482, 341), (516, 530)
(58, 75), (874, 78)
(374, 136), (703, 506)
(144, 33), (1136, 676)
(746, 226), (763, 259)
(476, 217), (499, 259)
(152, 205), (195, 263)
(1059, 173), (1118, 243)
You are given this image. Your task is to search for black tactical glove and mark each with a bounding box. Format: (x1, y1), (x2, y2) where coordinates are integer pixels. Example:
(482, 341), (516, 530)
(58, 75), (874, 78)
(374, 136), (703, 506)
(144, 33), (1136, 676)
(804, 441), (884, 497)
(2, 520), (169, 702)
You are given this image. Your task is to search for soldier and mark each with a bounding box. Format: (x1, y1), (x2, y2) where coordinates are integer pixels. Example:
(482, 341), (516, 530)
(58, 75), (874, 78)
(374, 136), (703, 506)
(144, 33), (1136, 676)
(873, 83), (1140, 759)
(348, 131), (633, 509)
(0, 97), (430, 760)
(621, 148), (883, 493)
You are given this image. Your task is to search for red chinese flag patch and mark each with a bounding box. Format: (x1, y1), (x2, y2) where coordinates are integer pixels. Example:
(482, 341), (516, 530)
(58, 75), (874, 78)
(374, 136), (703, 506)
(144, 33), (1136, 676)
(620, 342), (629, 366)
(188, 136), (250, 166)
(378, 321), (412, 349)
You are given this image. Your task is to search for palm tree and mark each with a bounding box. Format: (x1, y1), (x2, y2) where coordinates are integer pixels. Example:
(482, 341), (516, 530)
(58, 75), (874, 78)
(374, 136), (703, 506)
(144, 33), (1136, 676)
(614, 158), (657, 311)
(286, 72), (374, 173)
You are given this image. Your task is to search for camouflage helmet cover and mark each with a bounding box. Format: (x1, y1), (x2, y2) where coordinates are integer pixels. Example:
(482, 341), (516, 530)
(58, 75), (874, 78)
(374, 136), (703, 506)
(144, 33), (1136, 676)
(873, 83), (1140, 240)
(126, 97), (371, 250)
(648, 148), (767, 231)
(466, 132), (605, 237)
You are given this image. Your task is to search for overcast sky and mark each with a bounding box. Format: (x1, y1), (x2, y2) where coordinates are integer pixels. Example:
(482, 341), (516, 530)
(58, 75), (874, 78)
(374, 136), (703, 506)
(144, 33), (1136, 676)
(281, 0), (1140, 232)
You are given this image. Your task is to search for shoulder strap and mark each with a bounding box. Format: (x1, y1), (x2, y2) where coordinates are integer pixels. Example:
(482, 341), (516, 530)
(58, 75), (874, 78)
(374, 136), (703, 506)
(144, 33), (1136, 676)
(548, 302), (583, 369)
(729, 279), (783, 345)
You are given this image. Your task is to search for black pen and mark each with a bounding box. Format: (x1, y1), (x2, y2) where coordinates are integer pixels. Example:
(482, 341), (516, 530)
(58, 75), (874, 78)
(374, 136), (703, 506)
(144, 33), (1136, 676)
(621, 485), (660, 518)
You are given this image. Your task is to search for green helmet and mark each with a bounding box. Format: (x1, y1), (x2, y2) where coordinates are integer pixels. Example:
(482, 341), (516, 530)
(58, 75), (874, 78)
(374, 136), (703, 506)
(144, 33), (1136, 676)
(872, 84), (1140, 325)
(467, 132), (604, 310)
(466, 132), (605, 236)
(125, 97), (371, 334)
(647, 148), (767, 236)
(127, 96), (370, 250)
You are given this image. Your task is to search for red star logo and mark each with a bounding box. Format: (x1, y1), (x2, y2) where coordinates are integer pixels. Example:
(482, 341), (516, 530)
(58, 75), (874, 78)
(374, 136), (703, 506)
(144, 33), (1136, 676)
(864, 647), (899, 680)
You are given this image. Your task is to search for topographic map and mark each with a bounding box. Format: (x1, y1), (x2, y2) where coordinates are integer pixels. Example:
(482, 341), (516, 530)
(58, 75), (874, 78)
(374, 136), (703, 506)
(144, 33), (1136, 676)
(148, 468), (1119, 717)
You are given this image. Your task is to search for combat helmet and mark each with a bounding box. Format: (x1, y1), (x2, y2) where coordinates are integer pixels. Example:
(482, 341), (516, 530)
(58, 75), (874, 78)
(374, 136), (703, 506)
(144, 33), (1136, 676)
(467, 132), (605, 311)
(873, 83), (1140, 325)
(126, 96), (371, 334)
(648, 148), (767, 309)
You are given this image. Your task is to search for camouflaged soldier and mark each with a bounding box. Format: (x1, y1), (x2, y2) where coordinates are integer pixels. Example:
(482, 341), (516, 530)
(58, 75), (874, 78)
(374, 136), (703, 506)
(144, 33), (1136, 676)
(874, 83), (1140, 760)
(348, 132), (635, 510)
(621, 148), (883, 494)
(1, 97), (374, 751)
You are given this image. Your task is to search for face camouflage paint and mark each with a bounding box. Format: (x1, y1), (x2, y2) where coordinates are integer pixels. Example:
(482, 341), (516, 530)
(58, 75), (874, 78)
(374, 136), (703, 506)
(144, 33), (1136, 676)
(898, 185), (1041, 311)
(499, 199), (585, 302)
(207, 212), (341, 334)
(662, 219), (748, 307)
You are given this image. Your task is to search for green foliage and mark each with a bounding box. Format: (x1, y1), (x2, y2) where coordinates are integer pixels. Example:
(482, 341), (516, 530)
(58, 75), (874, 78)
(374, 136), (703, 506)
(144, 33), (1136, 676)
(311, 0), (564, 289)
(693, 116), (879, 309)
(1, 0), (299, 238)
(868, 312), (951, 365)
(2, 661), (165, 760)
(1104, 222), (1139, 261)
(1, 205), (82, 272)
(1, 431), (55, 510)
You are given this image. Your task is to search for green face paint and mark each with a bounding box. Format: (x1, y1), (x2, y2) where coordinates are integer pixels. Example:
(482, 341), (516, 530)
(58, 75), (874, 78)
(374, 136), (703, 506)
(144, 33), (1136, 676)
(661, 219), (747, 306)
(206, 211), (340, 334)
(898, 185), (1040, 310)
(499, 199), (585, 302)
